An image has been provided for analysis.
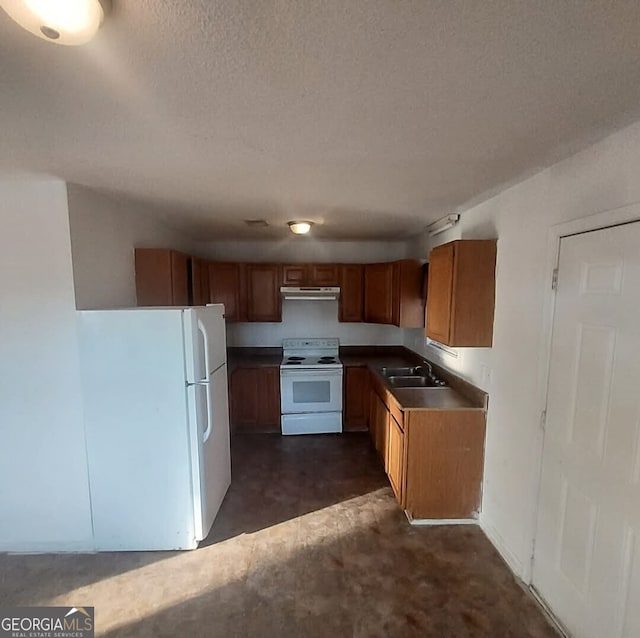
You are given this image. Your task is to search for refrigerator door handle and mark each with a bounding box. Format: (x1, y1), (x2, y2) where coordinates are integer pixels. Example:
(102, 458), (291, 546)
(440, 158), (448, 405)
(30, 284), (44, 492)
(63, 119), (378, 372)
(202, 380), (213, 443)
(187, 380), (209, 387)
(198, 318), (211, 381)
(197, 318), (214, 442)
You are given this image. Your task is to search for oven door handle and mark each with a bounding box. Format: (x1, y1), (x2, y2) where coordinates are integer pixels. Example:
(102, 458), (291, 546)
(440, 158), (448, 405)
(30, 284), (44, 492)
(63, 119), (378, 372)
(280, 369), (343, 379)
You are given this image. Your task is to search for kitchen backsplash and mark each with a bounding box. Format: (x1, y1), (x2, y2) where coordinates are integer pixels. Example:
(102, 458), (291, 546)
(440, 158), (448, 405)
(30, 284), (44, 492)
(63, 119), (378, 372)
(226, 298), (405, 347)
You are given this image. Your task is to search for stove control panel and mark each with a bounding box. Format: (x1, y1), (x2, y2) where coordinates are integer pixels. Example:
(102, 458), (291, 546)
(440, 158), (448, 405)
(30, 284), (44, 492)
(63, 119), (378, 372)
(282, 338), (339, 350)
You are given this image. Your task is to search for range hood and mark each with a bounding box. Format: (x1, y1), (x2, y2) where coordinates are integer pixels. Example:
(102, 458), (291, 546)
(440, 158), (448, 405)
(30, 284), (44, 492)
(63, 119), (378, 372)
(280, 286), (340, 300)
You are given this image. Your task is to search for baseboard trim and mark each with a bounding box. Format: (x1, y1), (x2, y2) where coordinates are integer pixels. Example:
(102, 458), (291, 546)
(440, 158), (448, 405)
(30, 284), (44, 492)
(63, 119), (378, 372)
(405, 511), (479, 526)
(478, 513), (524, 578)
(529, 585), (570, 638)
(0, 540), (95, 554)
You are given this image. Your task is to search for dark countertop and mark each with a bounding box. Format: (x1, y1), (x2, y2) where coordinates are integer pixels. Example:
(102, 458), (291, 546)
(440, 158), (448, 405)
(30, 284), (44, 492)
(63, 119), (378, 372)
(226, 345), (487, 412)
(227, 347), (282, 370)
(340, 347), (486, 410)
(382, 386), (482, 411)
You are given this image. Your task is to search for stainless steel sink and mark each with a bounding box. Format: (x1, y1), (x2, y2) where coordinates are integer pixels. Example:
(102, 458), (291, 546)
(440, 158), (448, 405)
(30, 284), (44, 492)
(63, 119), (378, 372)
(380, 366), (421, 377)
(386, 375), (447, 388)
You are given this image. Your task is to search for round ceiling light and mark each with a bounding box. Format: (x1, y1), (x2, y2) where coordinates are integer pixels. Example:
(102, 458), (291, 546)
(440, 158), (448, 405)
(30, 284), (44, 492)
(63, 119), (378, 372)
(0, 0), (108, 46)
(287, 221), (313, 235)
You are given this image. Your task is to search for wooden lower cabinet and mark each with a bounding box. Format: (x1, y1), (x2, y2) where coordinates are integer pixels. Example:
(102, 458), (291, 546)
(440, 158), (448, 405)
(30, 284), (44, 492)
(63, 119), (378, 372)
(386, 414), (405, 503)
(343, 366), (370, 431)
(229, 367), (281, 433)
(369, 391), (389, 465)
(369, 383), (485, 519)
(403, 410), (485, 519)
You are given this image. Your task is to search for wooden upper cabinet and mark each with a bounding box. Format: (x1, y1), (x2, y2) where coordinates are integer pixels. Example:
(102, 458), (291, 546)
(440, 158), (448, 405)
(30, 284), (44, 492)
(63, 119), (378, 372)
(364, 263), (395, 324)
(282, 263), (339, 286)
(364, 260), (425, 327)
(282, 264), (308, 286)
(209, 262), (244, 322)
(246, 264), (282, 322)
(392, 260), (426, 328)
(135, 248), (189, 306)
(190, 258), (210, 306)
(310, 264), (339, 286)
(425, 244), (454, 343)
(426, 240), (497, 347)
(339, 264), (364, 322)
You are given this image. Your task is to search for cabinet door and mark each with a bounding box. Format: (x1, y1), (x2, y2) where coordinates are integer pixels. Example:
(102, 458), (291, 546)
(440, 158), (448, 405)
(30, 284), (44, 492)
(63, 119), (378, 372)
(246, 264), (282, 322)
(393, 260), (425, 328)
(135, 248), (190, 306)
(258, 367), (281, 431)
(448, 240), (497, 347)
(368, 391), (378, 449)
(387, 415), (404, 504)
(135, 248), (172, 306)
(170, 252), (190, 306)
(426, 243), (455, 343)
(339, 264), (364, 322)
(229, 368), (259, 430)
(190, 258), (210, 306)
(364, 263), (394, 324)
(230, 367), (281, 432)
(343, 366), (370, 431)
(426, 240), (496, 346)
(404, 410), (486, 519)
(209, 262), (243, 322)
(310, 264), (339, 286)
(282, 264), (308, 286)
(371, 392), (389, 464)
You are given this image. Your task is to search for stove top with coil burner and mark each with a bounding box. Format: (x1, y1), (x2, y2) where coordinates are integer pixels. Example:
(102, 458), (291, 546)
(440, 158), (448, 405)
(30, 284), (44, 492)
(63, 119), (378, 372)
(281, 338), (342, 370)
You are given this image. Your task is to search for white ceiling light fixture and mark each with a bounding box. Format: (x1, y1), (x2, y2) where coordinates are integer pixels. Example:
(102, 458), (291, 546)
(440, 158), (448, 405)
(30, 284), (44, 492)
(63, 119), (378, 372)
(0, 0), (109, 46)
(287, 221), (313, 235)
(427, 214), (460, 237)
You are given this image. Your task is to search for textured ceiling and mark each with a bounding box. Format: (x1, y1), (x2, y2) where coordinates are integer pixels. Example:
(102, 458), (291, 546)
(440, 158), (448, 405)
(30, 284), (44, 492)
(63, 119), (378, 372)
(2, 1), (640, 240)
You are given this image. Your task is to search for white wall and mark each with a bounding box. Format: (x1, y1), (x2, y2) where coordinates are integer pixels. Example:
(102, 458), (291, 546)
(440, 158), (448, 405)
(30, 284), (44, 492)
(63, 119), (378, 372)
(67, 184), (195, 309)
(406, 119), (640, 580)
(228, 299), (405, 346)
(0, 176), (93, 551)
(194, 238), (408, 263)
(199, 239), (409, 346)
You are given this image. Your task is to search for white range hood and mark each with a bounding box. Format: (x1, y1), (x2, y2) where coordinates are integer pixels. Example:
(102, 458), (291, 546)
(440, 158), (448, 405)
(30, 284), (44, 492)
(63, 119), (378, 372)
(280, 286), (340, 300)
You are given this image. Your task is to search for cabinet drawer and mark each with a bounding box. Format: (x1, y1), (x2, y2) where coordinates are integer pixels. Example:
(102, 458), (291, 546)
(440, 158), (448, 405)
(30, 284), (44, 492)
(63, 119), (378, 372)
(389, 401), (404, 431)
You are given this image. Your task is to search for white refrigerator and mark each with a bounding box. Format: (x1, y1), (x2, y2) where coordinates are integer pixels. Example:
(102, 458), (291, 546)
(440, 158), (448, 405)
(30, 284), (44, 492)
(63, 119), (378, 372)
(77, 304), (231, 551)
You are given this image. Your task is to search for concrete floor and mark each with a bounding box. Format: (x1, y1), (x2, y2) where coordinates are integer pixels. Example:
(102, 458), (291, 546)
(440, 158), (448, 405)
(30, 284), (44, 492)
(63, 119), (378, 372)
(0, 433), (559, 637)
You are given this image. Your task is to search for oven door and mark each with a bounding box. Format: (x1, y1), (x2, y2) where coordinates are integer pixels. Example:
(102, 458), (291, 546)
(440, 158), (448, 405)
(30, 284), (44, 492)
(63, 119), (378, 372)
(280, 368), (343, 414)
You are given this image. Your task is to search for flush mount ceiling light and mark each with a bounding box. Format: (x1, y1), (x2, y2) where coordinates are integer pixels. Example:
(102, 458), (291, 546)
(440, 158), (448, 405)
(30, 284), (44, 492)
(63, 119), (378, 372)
(0, 0), (109, 46)
(287, 221), (313, 235)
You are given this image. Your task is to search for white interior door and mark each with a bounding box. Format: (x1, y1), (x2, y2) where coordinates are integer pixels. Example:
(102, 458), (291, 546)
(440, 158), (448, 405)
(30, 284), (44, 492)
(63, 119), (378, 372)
(533, 222), (640, 638)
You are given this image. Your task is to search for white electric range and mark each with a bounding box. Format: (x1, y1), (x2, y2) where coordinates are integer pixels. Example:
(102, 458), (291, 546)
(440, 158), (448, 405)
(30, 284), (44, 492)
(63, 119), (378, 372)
(280, 338), (343, 435)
